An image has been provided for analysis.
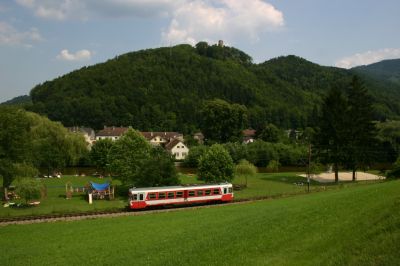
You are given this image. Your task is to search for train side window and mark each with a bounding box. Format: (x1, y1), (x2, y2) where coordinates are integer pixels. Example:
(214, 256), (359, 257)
(158, 192), (166, 199)
(176, 191), (183, 198)
(149, 193), (156, 200)
(228, 187), (233, 193)
(133, 194), (137, 200)
(188, 190), (195, 197)
(213, 188), (220, 195)
(197, 190), (204, 196)
(167, 192), (175, 199)
(224, 188), (227, 194)
(205, 190), (211, 195)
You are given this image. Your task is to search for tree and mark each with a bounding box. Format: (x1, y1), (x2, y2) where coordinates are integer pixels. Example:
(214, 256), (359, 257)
(345, 76), (377, 181)
(109, 129), (152, 184)
(200, 99), (247, 143)
(235, 159), (257, 187)
(90, 138), (114, 175)
(30, 114), (87, 177)
(257, 123), (281, 143)
(266, 160), (280, 172)
(15, 177), (44, 204)
(136, 147), (180, 187)
(314, 87), (348, 183)
(198, 144), (234, 183)
(0, 107), (34, 192)
(183, 145), (208, 168)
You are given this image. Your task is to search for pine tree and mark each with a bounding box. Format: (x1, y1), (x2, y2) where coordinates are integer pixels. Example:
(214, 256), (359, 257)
(315, 87), (348, 183)
(345, 76), (376, 181)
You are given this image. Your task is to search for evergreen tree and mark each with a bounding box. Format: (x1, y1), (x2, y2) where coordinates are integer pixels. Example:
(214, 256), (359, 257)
(345, 76), (377, 181)
(315, 87), (348, 182)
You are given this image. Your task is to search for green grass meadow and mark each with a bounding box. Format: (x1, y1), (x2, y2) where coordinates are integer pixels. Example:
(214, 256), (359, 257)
(1, 180), (399, 265)
(0, 173), (383, 217)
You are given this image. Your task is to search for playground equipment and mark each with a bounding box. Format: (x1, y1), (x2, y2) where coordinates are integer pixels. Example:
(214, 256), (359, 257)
(65, 181), (115, 201)
(89, 182), (115, 200)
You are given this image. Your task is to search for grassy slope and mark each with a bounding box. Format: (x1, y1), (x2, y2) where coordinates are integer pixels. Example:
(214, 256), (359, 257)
(1, 180), (399, 265)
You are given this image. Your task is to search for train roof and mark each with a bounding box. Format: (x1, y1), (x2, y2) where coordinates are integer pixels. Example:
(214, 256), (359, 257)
(129, 183), (232, 192)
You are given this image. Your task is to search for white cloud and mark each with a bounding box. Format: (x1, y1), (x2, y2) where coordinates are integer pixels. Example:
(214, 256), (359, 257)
(15, 0), (284, 44)
(162, 0), (284, 45)
(336, 48), (400, 69)
(0, 21), (43, 46)
(56, 49), (92, 61)
(15, 0), (181, 20)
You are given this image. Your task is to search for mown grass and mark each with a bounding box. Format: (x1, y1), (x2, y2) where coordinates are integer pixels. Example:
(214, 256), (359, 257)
(1, 180), (399, 265)
(0, 173), (382, 217)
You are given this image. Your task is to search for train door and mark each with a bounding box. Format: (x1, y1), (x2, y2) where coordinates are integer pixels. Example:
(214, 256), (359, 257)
(138, 193), (144, 201)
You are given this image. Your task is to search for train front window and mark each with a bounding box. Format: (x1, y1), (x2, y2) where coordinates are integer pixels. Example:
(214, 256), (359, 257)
(133, 194), (137, 200)
(228, 187), (233, 193)
(139, 194), (144, 201)
(224, 188), (227, 194)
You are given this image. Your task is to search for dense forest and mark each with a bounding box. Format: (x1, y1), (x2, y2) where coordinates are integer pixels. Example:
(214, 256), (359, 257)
(25, 43), (400, 133)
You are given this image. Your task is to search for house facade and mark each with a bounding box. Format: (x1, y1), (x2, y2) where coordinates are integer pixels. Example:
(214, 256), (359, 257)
(165, 139), (189, 160)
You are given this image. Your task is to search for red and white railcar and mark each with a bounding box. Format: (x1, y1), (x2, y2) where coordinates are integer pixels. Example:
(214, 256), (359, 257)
(129, 183), (233, 209)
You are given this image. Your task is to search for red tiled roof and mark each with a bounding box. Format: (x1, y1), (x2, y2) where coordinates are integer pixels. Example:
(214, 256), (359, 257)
(96, 127), (129, 137)
(141, 132), (182, 140)
(242, 129), (256, 137)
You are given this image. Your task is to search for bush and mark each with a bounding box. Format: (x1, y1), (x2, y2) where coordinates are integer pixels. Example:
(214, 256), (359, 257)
(267, 160), (280, 172)
(15, 178), (44, 204)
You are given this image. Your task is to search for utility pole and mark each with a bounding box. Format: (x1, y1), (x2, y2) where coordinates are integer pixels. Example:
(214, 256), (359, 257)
(307, 144), (311, 192)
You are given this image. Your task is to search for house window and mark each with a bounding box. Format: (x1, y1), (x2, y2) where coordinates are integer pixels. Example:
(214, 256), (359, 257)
(182, 152), (187, 157)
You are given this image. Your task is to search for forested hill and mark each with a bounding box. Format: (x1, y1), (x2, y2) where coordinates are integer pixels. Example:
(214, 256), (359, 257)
(28, 43), (400, 132)
(352, 59), (400, 85)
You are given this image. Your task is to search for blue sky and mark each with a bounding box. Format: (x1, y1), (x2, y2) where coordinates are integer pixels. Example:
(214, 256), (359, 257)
(0, 0), (399, 102)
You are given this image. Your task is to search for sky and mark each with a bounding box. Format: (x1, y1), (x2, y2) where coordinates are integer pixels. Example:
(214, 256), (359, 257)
(0, 0), (399, 102)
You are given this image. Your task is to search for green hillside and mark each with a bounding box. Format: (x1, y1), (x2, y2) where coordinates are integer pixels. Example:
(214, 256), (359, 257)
(353, 58), (400, 85)
(28, 43), (400, 131)
(1, 180), (399, 265)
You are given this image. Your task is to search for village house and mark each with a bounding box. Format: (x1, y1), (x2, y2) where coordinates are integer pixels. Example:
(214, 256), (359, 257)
(95, 127), (189, 159)
(95, 126), (129, 141)
(165, 138), (189, 160)
(242, 129), (257, 144)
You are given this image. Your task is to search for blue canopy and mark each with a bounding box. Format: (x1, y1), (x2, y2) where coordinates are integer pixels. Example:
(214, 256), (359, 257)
(90, 182), (110, 191)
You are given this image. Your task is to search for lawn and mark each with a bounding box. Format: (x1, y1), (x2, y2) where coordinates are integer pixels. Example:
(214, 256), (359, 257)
(0, 173), (382, 217)
(1, 180), (399, 265)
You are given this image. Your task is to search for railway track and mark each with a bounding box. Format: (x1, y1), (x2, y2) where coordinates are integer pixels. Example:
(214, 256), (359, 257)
(0, 190), (324, 226)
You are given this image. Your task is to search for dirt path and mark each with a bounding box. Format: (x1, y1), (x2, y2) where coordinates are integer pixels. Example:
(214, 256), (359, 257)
(300, 172), (385, 183)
